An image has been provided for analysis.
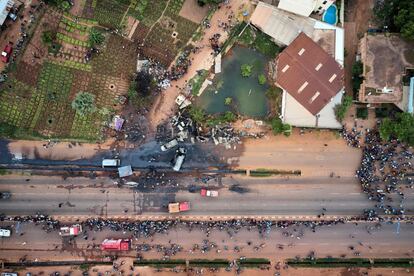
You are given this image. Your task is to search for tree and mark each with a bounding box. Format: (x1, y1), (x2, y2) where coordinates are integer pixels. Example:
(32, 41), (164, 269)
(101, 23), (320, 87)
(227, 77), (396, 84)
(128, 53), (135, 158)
(334, 96), (353, 121)
(224, 97), (232, 105)
(89, 28), (105, 46)
(42, 31), (55, 45)
(379, 112), (414, 145)
(240, 64), (252, 77)
(374, 0), (414, 40)
(135, 72), (153, 96)
(222, 111), (236, 122)
(189, 106), (206, 123)
(71, 92), (96, 116)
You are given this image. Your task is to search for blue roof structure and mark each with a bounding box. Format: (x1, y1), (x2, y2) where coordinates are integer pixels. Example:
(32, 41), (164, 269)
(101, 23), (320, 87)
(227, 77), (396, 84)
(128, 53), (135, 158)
(408, 77), (414, 114)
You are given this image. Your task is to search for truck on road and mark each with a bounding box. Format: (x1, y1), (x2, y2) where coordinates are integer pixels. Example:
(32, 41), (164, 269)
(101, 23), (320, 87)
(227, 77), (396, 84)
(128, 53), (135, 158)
(168, 202), (190, 213)
(101, 239), (130, 251)
(59, 224), (82, 237)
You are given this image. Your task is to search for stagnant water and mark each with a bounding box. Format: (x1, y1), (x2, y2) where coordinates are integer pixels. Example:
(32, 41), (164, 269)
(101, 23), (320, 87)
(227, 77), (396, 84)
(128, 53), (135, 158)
(197, 46), (269, 117)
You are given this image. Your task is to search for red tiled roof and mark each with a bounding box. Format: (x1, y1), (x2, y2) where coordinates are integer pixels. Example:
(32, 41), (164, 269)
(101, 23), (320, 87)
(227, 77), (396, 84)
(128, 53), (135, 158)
(276, 32), (344, 115)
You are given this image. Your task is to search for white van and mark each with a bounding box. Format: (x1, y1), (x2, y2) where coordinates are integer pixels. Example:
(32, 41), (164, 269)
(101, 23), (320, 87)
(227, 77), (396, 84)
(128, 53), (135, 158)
(102, 159), (120, 168)
(0, 228), (11, 237)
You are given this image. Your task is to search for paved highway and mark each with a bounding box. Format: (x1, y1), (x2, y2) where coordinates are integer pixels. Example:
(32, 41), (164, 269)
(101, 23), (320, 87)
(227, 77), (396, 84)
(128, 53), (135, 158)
(2, 175), (413, 217)
(0, 219), (413, 262)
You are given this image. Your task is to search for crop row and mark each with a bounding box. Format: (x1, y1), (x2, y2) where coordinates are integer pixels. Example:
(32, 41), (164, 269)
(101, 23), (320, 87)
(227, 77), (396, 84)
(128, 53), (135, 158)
(60, 17), (90, 32)
(57, 33), (91, 48)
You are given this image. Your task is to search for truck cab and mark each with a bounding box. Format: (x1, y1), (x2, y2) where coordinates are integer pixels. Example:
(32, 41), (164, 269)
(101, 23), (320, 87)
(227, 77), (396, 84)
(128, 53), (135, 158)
(168, 202), (190, 213)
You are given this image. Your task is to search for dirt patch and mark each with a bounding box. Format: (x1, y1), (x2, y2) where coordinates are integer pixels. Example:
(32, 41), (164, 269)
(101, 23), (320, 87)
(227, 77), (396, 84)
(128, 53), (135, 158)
(344, 0), (375, 95)
(12, 61), (42, 87)
(69, 0), (85, 17)
(179, 0), (210, 24)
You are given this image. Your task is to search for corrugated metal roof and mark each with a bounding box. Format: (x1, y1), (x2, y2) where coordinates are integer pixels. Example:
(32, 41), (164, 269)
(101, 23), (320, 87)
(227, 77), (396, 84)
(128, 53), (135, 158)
(250, 2), (315, 46)
(276, 32), (344, 115)
(0, 0), (14, 26)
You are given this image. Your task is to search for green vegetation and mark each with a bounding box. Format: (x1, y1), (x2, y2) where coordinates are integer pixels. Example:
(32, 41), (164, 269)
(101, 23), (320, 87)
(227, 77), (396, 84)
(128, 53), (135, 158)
(379, 112), (414, 145)
(334, 95), (353, 121)
(224, 97), (232, 105)
(89, 28), (105, 46)
(41, 31), (56, 45)
(240, 64), (252, 77)
(250, 169), (301, 177)
(44, 0), (71, 11)
(352, 61), (364, 94)
(189, 106), (237, 126)
(287, 258), (414, 268)
(197, 0), (223, 6)
(238, 26), (280, 57)
(0, 168), (8, 175)
(356, 107), (368, 119)
(189, 70), (209, 96)
(270, 117), (291, 136)
(374, 0), (414, 40)
(189, 106), (206, 123)
(258, 74), (266, 85)
(57, 33), (91, 48)
(71, 92), (96, 116)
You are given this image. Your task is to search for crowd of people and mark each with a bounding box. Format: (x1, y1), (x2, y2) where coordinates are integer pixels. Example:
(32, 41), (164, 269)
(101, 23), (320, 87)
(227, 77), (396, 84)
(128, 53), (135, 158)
(341, 126), (413, 220)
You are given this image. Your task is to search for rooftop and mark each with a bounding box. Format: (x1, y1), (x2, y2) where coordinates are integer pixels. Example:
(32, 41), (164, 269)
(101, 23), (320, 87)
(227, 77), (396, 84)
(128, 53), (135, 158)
(359, 33), (414, 105)
(276, 32), (344, 115)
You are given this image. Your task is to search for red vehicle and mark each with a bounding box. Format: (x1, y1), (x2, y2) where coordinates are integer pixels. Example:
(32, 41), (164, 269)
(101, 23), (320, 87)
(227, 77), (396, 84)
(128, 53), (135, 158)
(200, 188), (218, 197)
(100, 239), (130, 251)
(1, 44), (12, 63)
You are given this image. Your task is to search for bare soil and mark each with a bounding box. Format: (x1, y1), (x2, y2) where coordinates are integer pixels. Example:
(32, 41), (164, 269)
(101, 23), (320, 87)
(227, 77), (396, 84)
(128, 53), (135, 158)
(179, 0), (210, 24)
(344, 0), (375, 95)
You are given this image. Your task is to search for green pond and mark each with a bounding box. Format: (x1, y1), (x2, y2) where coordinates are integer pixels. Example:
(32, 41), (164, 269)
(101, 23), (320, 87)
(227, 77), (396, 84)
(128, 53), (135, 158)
(197, 46), (269, 118)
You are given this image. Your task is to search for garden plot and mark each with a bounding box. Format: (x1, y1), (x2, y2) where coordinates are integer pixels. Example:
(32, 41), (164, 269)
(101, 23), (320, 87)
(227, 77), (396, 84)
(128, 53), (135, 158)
(88, 73), (129, 107)
(34, 62), (76, 136)
(90, 35), (137, 78)
(12, 61), (42, 87)
(21, 9), (62, 65)
(0, 79), (38, 129)
(91, 0), (129, 29)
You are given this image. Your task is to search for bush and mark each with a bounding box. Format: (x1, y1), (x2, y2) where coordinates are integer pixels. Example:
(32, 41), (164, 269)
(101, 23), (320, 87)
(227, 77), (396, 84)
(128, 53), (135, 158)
(189, 106), (206, 123)
(224, 97), (232, 105)
(270, 117), (291, 136)
(71, 92), (96, 116)
(240, 64), (252, 77)
(258, 74), (266, 85)
(356, 107), (368, 119)
(42, 31), (55, 45)
(334, 96), (353, 121)
(89, 28), (105, 46)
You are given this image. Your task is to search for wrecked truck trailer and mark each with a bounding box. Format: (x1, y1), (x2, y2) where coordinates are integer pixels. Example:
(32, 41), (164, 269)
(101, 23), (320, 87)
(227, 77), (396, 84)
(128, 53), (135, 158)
(161, 139), (178, 151)
(172, 147), (186, 172)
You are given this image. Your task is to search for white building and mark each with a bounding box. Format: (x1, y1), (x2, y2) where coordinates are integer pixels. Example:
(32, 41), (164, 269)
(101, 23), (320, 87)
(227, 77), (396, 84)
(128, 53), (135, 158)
(278, 0), (335, 17)
(0, 0), (14, 26)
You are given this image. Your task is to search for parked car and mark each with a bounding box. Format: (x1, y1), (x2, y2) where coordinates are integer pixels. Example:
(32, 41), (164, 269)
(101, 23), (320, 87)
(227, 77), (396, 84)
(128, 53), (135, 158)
(1, 44), (13, 63)
(0, 228), (11, 237)
(2, 273), (18, 276)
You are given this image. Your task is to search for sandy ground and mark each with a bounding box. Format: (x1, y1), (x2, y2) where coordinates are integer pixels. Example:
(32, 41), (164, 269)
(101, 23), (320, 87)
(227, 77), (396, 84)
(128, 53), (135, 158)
(234, 129), (361, 177)
(2, 264), (413, 276)
(7, 139), (115, 160)
(148, 0), (251, 131)
(179, 0), (210, 24)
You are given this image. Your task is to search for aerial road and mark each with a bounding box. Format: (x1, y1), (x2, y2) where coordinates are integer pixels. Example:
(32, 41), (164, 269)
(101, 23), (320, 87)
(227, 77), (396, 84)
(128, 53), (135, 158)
(0, 174), (405, 217)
